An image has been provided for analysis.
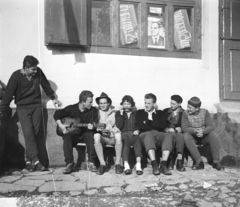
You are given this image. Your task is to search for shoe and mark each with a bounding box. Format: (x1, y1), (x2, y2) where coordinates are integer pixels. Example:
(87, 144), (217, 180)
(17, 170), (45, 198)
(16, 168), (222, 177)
(124, 169), (132, 175)
(115, 165), (123, 174)
(159, 164), (172, 175)
(97, 165), (107, 175)
(168, 165), (174, 170)
(152, 164), (160, 175)
(136, 170), (143, 175)
(34, 162), (47, 172)
(25, 162), (33, 171)
(192, 161), (204, 170)
(212, 163), (224, 171)
(176, 160), (186, 172)
(167, 159), (174, 170)
(88, 162), (98, 172)
(62, 163), (74, 174)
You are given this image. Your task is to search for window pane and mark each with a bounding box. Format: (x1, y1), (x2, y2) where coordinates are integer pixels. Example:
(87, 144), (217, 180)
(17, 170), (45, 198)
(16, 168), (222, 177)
(147, 6), (166, 49)
(119, 3), (140, 47)
(174, 7), (192, 51)
(91, 1), (112, 46)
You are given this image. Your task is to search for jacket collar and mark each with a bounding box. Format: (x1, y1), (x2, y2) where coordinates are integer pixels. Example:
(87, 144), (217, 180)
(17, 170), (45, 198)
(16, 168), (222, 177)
(145, 108), (156, 114)
(168, 106), (183, 113)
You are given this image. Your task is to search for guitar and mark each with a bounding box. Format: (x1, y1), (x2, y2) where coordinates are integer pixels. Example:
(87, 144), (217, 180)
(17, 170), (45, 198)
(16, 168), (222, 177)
(56, 117), (109, 136)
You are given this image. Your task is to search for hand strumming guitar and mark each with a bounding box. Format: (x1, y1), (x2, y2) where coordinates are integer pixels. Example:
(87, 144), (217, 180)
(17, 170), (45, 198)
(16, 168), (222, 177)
(56, 120), (69, 134)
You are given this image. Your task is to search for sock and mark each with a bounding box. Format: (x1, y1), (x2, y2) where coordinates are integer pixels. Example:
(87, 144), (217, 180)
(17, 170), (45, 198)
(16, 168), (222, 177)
(160, 160), (167, 166)
(136, 162), (142, 171)
(177, 153), (182, 160)
(124, 162), (130, 170)
(26, 161), (31, 164)
(34, 161), (39, 165)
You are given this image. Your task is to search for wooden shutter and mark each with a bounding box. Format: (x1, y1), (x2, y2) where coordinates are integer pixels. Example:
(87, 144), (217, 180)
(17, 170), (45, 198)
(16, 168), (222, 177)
(220, 0), (240, 100)
(45, 0), (87, 46)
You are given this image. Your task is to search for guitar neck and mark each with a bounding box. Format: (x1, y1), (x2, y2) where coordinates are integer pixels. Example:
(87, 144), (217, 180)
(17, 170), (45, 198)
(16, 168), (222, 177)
(71, 123), (105, 128)
(72, 124), (88, 128)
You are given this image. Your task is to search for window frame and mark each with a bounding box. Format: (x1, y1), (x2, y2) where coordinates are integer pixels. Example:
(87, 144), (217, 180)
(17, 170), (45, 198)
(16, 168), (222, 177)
(83, 0), (201, 59)
(44, 0), (201, 59)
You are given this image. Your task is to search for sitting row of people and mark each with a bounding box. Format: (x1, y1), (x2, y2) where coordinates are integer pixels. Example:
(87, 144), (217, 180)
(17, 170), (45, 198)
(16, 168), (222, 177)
(54, 91), (224, 175)
(0, 56), (223, 174)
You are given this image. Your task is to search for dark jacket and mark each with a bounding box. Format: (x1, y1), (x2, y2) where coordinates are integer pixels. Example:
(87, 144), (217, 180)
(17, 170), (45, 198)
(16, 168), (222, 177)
(115, 111), (137, 133)
(136, 109), (167, 133)
(53, 103), (99, 124)
(163, 107), (184, 130)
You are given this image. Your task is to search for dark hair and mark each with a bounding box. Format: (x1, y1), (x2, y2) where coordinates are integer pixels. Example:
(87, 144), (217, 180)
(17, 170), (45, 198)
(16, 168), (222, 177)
(120, 95), (135, 107)
(145, 93), (157, 103)
(79, 90), (94, 103)
(151, 21), (164, 28)
(171, 95), (183, 104)
(23, 55), (39, 68)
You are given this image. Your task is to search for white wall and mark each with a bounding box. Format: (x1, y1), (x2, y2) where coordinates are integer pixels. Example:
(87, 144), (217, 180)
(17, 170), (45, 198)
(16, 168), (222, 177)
(0, 0), (220, 112)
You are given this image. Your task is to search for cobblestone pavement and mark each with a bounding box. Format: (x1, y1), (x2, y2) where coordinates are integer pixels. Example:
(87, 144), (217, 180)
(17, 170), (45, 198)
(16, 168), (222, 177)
(0, 162), (240, 207)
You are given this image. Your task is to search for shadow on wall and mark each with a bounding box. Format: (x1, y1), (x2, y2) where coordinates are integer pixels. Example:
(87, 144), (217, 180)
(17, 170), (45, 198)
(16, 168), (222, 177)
(46, 0), (86, 64)
(63, 0), (80, 45)
(213, 112), (240, 167)
(47, 46), (86, 64)
(0, 108), (25, 171)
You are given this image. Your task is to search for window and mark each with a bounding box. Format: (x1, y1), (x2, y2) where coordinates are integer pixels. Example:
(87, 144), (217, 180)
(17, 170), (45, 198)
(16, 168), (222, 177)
(45, 0), (201, 59)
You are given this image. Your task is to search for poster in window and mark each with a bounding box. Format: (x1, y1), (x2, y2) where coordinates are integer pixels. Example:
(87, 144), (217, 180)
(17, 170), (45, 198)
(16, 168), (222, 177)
(91, 1), (111, 46)
(119, 4), (139, 46)
(174, 9), (192, 50)
(148, 7), (165, 49)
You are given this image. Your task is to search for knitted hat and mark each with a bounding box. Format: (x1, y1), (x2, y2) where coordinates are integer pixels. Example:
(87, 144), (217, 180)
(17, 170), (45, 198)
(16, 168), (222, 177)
(96, 92), (112, 105)
(171, 95), (183, 103)
(188, 97), (201, 108)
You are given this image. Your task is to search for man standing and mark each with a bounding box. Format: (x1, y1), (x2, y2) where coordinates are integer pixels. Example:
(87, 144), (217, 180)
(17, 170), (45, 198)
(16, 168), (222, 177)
(54, 90), (98, 174)
(115, 95), (143, 175)
(148, 21), (165, 48)
(136, 93), (174, 175)
(182, 97), (224, 171)
(93, 92), (123, 175)
(0, 55), (62, 171)
(163, 95), (185, 171)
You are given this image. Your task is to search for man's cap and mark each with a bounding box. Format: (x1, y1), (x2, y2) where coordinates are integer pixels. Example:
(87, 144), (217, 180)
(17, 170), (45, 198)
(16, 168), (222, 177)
(96, 92), (112, 105)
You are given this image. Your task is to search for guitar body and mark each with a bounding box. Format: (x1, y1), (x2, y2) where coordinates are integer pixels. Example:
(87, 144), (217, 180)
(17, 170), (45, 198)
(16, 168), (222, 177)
(56, 117), (110, 137)
(56, 117), (81, 136)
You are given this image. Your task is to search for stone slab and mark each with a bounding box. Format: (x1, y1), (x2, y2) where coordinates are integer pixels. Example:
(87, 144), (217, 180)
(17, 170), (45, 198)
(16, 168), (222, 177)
(0, 175), (22, 183)
(125, 184), (147, 193)
(22, 174), (77, 182)
(38, 181), (86, 193)
(104, 187), (122, 195)
(13, 179), (45, 187)
(86, 173), (125, 188)
(84, 189), (98, 195)
(0, 183), (36, 193)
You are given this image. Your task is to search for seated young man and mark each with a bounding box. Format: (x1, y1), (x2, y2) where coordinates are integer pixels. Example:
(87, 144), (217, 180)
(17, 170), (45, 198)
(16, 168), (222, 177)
(136, 93), (174, 175)
(163, 95), (185, 171)
(93, 92), (123, 175)
(54, 90), (98, 174)
(182, 97), (224, 171)
(115, 95), (143, 175)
